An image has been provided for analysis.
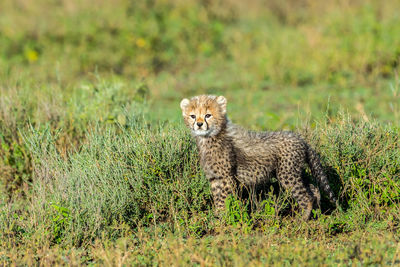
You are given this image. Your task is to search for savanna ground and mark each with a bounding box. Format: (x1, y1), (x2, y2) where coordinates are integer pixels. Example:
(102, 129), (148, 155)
(1, 0), (400, 265)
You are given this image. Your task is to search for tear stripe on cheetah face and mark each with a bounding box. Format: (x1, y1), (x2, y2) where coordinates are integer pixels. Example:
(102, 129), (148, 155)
(180, 95), (337, 220)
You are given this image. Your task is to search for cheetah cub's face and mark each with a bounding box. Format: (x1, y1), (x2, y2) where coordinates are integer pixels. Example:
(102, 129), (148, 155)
(180, 95), (227, 137)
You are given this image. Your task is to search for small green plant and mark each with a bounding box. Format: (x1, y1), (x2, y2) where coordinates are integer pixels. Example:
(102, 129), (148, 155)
(50, 202), (71, 244)
(224, 195), (252, 232)
(261, 198), (276, 218)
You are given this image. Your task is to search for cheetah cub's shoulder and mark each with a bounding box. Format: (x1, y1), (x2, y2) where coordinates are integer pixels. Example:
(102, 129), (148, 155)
(180, 95), (337, 219)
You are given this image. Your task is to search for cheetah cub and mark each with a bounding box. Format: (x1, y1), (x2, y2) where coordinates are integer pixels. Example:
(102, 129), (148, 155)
(180, 95), (337, 219)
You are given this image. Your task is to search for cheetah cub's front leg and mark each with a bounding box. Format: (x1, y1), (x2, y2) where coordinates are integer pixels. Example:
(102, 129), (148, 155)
(208, 176), (235, 212)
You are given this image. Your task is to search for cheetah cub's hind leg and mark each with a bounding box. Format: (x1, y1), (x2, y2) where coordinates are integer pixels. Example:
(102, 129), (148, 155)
(309, 184), (321, 210)
(277, 162), (315, 220)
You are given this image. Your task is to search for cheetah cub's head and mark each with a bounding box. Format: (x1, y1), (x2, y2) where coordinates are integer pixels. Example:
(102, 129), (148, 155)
(180, 95), (227, 137)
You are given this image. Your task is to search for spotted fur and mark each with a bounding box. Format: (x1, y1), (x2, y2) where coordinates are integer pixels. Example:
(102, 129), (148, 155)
(180, 95), (337, 219)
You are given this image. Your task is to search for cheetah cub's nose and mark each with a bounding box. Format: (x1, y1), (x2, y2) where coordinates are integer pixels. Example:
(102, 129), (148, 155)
(197, 122), (203, 127)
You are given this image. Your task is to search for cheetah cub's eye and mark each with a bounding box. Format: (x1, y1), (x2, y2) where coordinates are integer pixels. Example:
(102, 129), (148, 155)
(205, 114), (212, 119)
(190, 115), (196, 119)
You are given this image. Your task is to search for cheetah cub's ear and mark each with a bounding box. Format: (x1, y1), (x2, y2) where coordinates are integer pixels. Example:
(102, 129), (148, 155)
(180, 98), (190, 114)
(216, 96), (227, 114)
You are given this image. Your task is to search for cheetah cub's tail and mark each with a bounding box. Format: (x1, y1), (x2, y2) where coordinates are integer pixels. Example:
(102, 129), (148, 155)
(306, 145), (338, 205)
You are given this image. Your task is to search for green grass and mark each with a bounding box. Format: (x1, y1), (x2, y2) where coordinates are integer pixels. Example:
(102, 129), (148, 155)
(1, 0), (400, 265)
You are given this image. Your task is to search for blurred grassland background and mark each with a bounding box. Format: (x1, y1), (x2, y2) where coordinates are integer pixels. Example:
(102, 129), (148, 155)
(1, 0), (400, 265)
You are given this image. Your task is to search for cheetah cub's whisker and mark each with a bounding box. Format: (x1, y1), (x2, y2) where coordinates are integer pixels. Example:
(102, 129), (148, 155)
(180, 95), (337, 220)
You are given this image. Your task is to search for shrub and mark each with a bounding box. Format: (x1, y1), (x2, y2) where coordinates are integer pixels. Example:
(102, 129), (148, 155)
(24, 116), (211, 246)
(303, 116), (400, 220)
